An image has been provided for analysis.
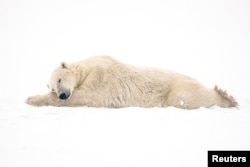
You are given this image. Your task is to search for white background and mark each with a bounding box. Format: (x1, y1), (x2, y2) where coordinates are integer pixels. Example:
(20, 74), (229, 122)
(0, 0), (250, 167)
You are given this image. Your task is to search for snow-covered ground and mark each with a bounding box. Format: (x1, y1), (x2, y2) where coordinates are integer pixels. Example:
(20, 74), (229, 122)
(0, 0), (250, 167)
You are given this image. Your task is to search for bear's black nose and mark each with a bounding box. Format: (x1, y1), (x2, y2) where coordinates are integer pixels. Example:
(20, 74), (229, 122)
(59, 93), (70, 100)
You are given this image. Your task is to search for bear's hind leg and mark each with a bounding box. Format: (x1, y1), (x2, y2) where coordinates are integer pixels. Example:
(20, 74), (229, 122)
(165, 83), (217, 109)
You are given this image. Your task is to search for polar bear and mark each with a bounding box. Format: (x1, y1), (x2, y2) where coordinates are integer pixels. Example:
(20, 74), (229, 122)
(25, 56), (238, 109)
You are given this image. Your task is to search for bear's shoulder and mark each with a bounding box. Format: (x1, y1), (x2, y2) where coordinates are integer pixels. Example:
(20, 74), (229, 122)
(75, 56), (120, 69)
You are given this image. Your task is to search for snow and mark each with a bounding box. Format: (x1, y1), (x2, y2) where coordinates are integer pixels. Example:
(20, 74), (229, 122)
(0, 0), (250, 167)
(1, 104), (249, 167)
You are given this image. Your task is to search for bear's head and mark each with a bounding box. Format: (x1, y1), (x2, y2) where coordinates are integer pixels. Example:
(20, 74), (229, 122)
(48, 62), (76, 100)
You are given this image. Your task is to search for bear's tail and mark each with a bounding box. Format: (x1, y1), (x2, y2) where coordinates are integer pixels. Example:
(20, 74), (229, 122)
(214, 85), (238, 108)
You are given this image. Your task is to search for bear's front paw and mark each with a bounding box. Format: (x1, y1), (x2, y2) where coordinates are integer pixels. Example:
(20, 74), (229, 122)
(25, 95), (47, 106)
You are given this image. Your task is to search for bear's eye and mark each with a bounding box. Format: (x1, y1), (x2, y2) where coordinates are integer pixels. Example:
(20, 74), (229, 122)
(58, 79), (61, 83)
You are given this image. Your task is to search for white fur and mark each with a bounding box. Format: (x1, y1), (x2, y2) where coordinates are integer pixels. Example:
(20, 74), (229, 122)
(26, 56), (238, 109)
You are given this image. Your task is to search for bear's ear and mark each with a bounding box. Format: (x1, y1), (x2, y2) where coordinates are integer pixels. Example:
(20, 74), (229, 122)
(61, 62), (67, 69)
